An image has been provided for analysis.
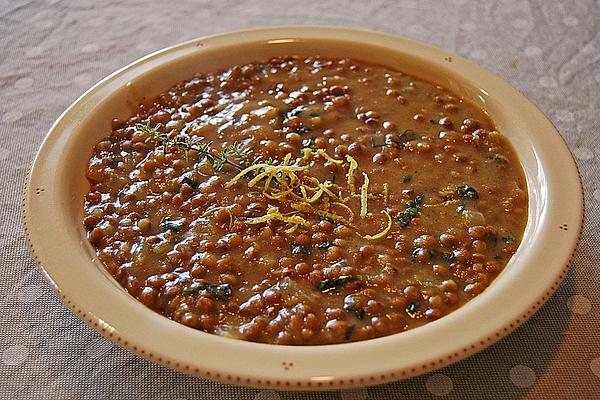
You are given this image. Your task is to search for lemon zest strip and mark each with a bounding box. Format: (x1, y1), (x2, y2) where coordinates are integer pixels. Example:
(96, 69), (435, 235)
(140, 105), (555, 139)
(225, 163), (307, 188)
(345, 155), (358, 193)
(202, 206), (233, 228)
(245, 205), (310, 228)
(332, 201), (355, 220)
(361, 211), (392, 240)
(317, 149), (344, 165)
(360, 172), (369, 218)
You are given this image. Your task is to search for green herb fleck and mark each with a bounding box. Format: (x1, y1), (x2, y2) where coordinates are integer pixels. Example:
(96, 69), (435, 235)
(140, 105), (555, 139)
(281, 107), (306, 121)
(343, 301), (365, 320)
(343, 301), (357, 312)
(406, 301), (420, 317)
(315, 241), (334, 250)
(457, 185), (479, 199)
(395, 129), (419, 144)
(107, 151), (118, 166)
(502, 236), (515, 244)
(317, 275), (362, 293)
(213, 142), (252, 171)
(287, 108), (303, 118)
(136, 123), (251, 172)
(182, 282), (232, 301)
(403, 175), (412, 183)
(371, 136), (387, 148)
(398, 192), (425, 227)
(296, 126), (311, 135)
(171, 272), (191, 286)
(291, 245), (311, 256)
(160, 218), (184, 233)
(372, 130), (419, 148)
(320, 213), (337, 223)
(302, 137), (316, 148)
(343, 324), (355, 340)
(180, 176), (198, 188)
(431, 250), (455, 264)
(487, 154), (506, 163)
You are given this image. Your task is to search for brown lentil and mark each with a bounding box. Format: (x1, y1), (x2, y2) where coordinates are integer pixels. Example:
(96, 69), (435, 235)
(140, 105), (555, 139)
(84, 56), (527, 345)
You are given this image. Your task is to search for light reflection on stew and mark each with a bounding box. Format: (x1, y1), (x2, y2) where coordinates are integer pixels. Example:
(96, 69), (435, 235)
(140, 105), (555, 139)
(83, 56), (527, 345)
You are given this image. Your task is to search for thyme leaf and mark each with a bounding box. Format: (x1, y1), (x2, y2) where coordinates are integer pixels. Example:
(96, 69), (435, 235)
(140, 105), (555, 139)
(136, 123), (251, 171)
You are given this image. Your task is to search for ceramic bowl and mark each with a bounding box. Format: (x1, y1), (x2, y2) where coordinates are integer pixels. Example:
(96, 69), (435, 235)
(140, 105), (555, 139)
(23, 26), (583, 390)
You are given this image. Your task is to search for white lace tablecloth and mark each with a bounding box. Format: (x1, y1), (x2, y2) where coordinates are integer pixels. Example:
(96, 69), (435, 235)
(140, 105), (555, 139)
(1, 1), (599, 398)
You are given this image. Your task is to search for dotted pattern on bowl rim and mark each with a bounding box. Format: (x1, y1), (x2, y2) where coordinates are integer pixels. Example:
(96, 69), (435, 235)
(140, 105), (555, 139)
(20, 158), (585, 390)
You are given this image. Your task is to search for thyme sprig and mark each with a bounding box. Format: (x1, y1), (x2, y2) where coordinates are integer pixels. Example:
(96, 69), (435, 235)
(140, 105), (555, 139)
(136, 123), (251, 171)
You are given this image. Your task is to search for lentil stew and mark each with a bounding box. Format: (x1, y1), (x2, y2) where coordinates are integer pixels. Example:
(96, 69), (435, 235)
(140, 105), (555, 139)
(83, 56), (528, 345)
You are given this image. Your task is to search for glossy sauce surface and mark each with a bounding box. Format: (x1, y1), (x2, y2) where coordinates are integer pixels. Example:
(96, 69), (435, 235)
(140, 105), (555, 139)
(84, 56), (527, 344)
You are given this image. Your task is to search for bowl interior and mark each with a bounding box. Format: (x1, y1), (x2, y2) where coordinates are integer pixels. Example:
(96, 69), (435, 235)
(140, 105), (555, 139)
(60, 37), (544, 278)
(25, 27), (581, 390)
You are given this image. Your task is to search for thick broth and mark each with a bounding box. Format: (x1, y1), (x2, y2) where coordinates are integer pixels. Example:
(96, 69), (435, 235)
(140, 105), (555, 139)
(84, 56), (527, 344)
